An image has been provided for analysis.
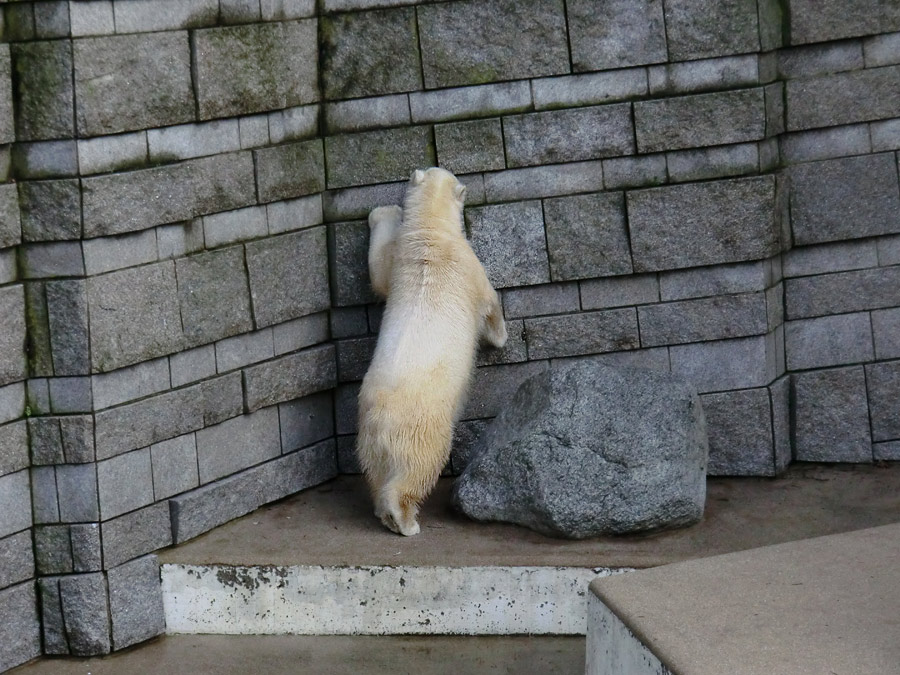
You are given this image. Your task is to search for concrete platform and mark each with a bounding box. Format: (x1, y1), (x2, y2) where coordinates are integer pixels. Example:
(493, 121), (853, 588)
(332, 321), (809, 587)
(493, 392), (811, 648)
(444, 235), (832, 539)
(587, 523), (900, 675)
(162, 463), (900, 569)
(10, 635), (584, 675)
(11, 464), (900, 673)
(158, 464), (900, 637)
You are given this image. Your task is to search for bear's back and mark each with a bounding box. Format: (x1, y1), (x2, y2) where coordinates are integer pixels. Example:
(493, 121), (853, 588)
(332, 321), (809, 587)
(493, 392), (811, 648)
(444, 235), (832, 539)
(369, 229), (482, 386)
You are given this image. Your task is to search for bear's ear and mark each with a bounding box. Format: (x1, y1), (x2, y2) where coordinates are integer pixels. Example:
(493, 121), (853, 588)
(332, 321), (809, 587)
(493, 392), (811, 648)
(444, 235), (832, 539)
(454, 182), (467, 203)
(411, 169), (426, 185)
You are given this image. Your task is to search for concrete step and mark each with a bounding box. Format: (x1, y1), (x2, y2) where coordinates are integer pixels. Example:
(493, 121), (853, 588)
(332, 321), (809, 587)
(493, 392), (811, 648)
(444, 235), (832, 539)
(10, 635), (585, 675)
(163, 563), (610, 636)
(159, 464), (900, 637)
(10, 464), (900, 675)
(586, 523), (900, 675)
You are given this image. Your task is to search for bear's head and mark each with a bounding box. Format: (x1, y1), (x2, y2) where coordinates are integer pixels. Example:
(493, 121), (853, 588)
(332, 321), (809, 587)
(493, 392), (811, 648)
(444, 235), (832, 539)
(409, 166), (467, 211)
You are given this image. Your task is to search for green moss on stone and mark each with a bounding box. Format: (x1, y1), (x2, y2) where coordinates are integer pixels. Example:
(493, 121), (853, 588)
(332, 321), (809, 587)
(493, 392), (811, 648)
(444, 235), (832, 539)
(3, 4), (36, 41)
(13, 41), (74, 139)
(147, 151), (185, 168)
(457, 61), (502, 87)
(22, 281), (53, 377)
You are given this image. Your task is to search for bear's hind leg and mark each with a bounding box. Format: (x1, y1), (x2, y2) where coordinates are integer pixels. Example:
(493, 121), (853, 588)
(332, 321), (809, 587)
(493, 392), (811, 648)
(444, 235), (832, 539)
(366, 465), (391, 523)
(378, 430), (451, 536)
(356, 416), (393, 524)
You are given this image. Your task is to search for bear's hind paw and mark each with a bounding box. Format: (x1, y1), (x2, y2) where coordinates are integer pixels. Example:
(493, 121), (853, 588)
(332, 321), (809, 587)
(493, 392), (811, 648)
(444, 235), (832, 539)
(399, 520), (420, 536)
(379, 511), (420, 536)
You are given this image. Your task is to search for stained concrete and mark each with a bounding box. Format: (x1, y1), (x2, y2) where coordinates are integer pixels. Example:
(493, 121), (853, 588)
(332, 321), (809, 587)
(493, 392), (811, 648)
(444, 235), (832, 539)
(162, 564), (604, 635)
(10, 635), (584, 675)
(160, 463), (900, 569)
(588, 522), (900, 675)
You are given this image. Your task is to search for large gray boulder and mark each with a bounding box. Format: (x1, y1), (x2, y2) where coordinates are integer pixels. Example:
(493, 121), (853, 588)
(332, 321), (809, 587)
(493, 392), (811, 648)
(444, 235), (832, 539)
(452, 362), (708, 538)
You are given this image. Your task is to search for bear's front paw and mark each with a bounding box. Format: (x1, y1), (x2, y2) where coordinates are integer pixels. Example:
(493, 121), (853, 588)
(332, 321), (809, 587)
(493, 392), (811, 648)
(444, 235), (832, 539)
(368, 205), (402, 229)
(486, 319), (508, 349)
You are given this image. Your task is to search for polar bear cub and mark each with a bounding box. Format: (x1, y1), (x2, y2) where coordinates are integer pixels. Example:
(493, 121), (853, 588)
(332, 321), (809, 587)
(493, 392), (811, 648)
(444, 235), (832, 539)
(357, 168), (507, 536)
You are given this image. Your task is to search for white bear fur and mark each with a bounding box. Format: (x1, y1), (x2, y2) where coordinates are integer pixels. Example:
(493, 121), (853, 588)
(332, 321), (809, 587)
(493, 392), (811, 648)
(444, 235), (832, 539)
(366, 204), (402, 300)
(357, 168), (507, 536)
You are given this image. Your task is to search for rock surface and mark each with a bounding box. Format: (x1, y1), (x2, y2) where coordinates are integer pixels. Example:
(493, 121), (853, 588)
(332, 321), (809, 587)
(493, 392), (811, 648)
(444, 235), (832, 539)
(452, 362), (708, 538)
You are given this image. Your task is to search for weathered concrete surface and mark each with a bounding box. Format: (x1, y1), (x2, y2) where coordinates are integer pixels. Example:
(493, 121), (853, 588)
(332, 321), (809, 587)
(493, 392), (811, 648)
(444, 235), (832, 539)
(588, 522), (900, 675)
(162, 564), (611, 635)
(9, 634), (583, 675)
(585, 597), (668, 675)
(160, 464), (900, 569)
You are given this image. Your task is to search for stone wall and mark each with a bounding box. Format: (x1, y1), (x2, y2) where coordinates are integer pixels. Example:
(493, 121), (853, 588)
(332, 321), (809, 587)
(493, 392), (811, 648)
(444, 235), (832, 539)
(326, 1), (899, 478)
(0, 0), (898, 669)
(0, 32), (41, 673)
(2, 0), (338, 667)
